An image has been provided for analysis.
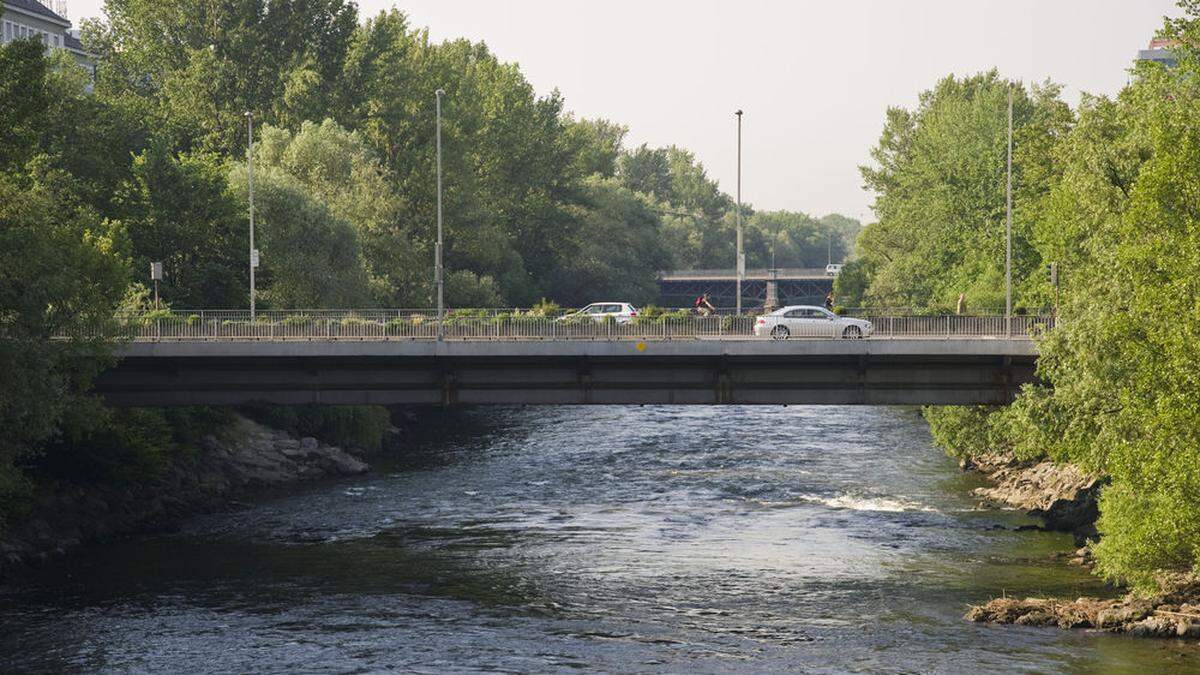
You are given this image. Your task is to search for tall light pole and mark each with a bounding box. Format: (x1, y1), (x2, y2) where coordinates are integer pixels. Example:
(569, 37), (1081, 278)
(435, 89), (446, 341)
(1005, 85), (1013, 337)
(245, 111), (256, 321)
(735, 109), (743, 315)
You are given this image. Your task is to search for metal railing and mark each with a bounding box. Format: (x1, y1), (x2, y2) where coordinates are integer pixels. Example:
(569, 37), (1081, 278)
(112, 310), (1054, 342)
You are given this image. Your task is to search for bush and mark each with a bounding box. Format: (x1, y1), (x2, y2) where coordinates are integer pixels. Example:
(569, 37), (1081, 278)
(31, 407), (175, 484)
(241, 403), (392, 452)
(923, 405), (1009, 460)
(529, 298), (564, 317)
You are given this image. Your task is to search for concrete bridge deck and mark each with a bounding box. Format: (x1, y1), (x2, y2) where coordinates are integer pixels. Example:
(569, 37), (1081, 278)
(94, 338), (1038, 407)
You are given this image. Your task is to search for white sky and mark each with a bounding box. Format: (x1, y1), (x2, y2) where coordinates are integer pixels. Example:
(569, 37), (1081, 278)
(66, 0), (1181, 219)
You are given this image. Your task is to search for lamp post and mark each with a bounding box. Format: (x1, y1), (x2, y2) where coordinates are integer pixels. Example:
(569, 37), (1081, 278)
(1005, 85), (1013, 337)
(735, 109), (743, 315)
(435, 89), (446, 341)
(245, 111), (257, 321)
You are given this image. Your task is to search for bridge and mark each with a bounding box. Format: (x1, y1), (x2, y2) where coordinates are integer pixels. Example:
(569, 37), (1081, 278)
(91, 312), (1046, 407)
(658, 268), (833, 308)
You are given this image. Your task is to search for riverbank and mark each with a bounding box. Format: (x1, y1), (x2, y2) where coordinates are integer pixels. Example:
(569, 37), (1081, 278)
(961, 451), (1200, 640)
(0, 413), (391, 580)
(968, 574), (1200, 638)
(960, 451), (1102, 543)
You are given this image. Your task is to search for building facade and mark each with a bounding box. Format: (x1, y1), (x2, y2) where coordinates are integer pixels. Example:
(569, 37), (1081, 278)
(1, 0), (94, 76)
(1137, 37), (1179, 67)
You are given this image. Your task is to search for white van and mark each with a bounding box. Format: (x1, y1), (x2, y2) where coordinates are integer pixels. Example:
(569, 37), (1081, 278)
(825, 264), (844, 276)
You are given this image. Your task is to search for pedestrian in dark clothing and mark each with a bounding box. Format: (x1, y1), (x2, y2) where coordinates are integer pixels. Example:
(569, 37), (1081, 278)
(824, 292), (835, 312)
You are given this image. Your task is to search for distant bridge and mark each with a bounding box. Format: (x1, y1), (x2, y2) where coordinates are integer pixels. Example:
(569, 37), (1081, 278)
(658, 268), (834, 308)
(92, 312), (1045, 407)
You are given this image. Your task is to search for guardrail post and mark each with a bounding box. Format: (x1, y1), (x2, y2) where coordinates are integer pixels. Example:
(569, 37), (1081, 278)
(945, 315), (950, 339)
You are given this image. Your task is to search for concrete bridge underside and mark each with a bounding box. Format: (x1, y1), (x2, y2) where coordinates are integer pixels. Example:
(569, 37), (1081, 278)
(94, 340), (1038, 407)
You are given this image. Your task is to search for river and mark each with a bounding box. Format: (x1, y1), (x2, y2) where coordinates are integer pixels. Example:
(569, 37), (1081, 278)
(2, 406), (1198, 673)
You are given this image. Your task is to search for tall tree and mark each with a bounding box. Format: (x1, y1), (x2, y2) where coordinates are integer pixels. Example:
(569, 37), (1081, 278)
(858, 72), (1072, 312)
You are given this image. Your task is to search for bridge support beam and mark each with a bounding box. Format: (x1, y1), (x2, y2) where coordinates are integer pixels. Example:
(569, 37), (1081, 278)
(93, 340), (1039, 407)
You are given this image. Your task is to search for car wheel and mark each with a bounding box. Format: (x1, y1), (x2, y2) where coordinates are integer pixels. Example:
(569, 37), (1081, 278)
(842, 325), (862, 339)
(770, 325), (790, 340)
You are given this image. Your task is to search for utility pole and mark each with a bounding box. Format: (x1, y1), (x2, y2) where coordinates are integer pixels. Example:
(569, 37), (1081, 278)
(735, 109), (743, 315)
(246, 111), (256, 321)
(827, 229), (833, 266)
(435, 89), (446, 341)
(1005, 85), (1013, 337)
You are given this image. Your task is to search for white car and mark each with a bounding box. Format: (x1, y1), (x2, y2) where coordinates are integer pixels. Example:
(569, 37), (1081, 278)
(753, 305), (873, 340)
(825, 263), (844, 276)
(562, 302), (639, 324)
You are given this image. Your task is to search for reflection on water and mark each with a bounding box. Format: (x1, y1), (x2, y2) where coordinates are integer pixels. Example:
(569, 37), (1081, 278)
(2, 406), (1199, 673)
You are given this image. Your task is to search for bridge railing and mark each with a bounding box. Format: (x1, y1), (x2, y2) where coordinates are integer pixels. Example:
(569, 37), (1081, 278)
(112, 310), (1054, 341)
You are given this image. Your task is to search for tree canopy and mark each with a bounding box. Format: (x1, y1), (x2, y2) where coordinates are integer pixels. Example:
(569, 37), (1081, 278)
(859, 2), (1200, 593)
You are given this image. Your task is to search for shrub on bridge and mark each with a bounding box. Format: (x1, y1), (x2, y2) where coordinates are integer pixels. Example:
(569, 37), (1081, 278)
(529, 298), (565, 318)
(721, 315), (752, 333)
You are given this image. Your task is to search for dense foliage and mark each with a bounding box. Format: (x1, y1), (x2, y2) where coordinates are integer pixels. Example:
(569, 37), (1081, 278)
(2, 5), (860, 530)
(76, 3), (860, 308)
(856, 2), (1200, 593)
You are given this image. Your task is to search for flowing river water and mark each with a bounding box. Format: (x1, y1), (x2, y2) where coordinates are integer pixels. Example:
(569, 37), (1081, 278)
(3, 406), (1199, 673)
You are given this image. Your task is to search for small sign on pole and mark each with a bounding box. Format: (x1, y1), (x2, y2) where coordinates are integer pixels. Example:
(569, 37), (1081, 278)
(251, 249), (261, 268)
(150, 262), (163, 309)
(737, 253), (746, 277)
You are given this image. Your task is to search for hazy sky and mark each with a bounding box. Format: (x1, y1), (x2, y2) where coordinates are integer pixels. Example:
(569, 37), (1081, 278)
(66, 0), (1181, 219)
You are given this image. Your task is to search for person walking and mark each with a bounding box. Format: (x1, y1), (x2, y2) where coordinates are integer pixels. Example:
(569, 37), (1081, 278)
(824, 292), (835, 312)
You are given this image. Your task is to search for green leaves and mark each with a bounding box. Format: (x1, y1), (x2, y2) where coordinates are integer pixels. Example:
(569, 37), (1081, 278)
(922, 7), (1200, 593)
(858, 72), (1070, 312)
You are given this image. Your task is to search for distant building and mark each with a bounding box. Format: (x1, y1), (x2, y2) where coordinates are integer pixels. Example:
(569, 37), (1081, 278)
(1137, 37), (1179, 67)
(1, 0), (95, 78)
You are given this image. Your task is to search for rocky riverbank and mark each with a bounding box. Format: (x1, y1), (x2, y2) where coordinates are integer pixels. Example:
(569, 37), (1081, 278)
(967, 574), (1200, 638)
(959, 451), (1200, 639)
(0, 413), (382, 580)
(961, 451), (1102, 543)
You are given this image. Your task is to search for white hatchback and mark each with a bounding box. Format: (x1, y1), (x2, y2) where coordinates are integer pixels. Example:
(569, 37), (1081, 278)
(753, 305), (873, 339)
(563, 302), (639, 324)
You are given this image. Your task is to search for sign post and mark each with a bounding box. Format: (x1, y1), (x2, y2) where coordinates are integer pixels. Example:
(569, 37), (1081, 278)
(150, 261), (163, 309)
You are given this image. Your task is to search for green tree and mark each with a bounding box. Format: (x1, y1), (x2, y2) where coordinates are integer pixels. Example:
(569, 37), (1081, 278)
(114, 146), (247, 307)
(228, 163), (372, 307)
(86, 0), (358, 153)
(252, 120), (426, 304)
(858, 72), (1072, 312)
(0, 167), (128, 524)
(550, 177), (673, 306)
(564, 117), (627, 178)
(0, 39), (47, 170)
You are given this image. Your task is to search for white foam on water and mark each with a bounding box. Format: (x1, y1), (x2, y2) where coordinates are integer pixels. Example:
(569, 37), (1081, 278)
(795, 493), (939, 513)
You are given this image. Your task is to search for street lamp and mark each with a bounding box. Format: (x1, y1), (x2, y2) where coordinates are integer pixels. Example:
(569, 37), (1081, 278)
(435, 89), (446, 341)
(245, 111), (257, 321)
(735, 109), (743, 315)
(1005, 85), (1013, 337)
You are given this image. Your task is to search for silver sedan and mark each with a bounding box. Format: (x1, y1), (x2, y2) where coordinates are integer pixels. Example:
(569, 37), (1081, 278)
(753, 306), (873, 340)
